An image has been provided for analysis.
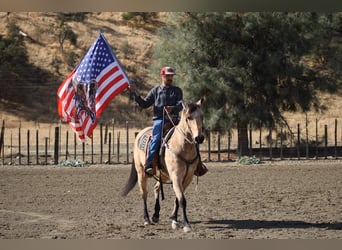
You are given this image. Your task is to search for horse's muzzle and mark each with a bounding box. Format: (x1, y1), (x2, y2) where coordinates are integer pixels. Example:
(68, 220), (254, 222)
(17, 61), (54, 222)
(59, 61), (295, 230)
(195, 135), (204, 144)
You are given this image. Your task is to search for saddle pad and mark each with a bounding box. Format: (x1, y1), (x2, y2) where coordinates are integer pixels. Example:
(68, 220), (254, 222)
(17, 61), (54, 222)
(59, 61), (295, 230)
(137, 128), (152, 152)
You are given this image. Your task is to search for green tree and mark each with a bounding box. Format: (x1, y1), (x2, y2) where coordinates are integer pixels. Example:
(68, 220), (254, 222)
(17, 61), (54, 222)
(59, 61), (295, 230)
(0, 22), (28, 100)
(151, 12), (341, 156)
(54, 13), (78, 52)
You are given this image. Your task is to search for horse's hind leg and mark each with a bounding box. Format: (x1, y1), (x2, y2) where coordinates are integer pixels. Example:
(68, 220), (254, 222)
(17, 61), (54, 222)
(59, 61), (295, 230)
(152, 182), (161, 223)
(138, 174), (151, 225)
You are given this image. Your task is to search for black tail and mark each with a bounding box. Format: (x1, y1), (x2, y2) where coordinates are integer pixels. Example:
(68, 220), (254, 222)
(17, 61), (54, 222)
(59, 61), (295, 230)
(120, 159), (138, 197)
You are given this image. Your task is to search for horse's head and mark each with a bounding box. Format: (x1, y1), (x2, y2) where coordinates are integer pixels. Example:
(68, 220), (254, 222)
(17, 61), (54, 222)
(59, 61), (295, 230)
(182, 97), (205, 144)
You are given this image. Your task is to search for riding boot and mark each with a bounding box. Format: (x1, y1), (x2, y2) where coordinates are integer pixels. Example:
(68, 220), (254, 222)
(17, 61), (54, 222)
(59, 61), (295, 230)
(144, 162), (154, 177)
(194, 161), (208, 176)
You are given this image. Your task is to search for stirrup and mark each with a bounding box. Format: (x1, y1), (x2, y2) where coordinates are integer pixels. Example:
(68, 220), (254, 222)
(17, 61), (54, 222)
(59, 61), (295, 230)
(194, 163), (208, 177)
(144, 166), (154, 177)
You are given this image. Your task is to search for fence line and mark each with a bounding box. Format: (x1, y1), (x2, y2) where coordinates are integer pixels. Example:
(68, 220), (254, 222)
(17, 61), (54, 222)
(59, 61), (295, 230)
(1, 118), (341, 166)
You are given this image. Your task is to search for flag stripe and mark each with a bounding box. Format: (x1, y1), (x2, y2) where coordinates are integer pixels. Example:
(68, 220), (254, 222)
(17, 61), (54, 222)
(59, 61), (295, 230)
(97, 63), (119, 87)
(97, 77), (128, 109)
(96, 82), (129, 116)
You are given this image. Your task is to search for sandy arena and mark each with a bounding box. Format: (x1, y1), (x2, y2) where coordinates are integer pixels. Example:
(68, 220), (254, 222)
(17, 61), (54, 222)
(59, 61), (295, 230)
(0, 160), (341, 239)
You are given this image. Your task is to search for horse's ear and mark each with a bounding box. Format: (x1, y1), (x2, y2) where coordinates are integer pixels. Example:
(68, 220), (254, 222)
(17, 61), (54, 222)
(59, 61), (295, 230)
(181, 101), (187, 111)
(196, 96), (206, 106)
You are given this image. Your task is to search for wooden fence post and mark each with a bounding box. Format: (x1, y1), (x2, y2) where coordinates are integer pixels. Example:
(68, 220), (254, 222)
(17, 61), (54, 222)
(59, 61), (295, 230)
(54, 127), (59, 164)
(269, 127), (273, 161)
(65, 130), (69, 160)
(18, 127), (22, 165)
(280, 127), (283, 160)
(324, 124), (328, 159)
(74, 133), (76, 160)
(108, 132), (111, 164)
(315, 118), (318, 159)
(100, 123), (103, 163)
(335, 119), (337, 159)
(305, 114), (309, 159)
(249, 125), (252, 156)
(104, 124), (108, 144)
(1, 120), (4, 165)
(36, 130), (39, 164)
(27, 129), (30, 165)
(0, 120), (4, 157)
(126, 121), (129, 164)
(91, 134), (94, 164)
(82, 142), (85, 162)
(10, 131), (13, 164)
(259, 127), (262, 159)
(297, 123), (300, 160)
(207, 128), (211, 162)
(112, 122), (115, 155)
(45, 137), (48, 165)
(217, 133), (221, 162)
(117, 131), (120, 163)
(227, 132), (231, 160)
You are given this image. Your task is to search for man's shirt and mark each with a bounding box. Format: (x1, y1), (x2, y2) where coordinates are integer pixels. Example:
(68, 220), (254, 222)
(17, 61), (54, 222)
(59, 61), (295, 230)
(134, 85), (183, 120)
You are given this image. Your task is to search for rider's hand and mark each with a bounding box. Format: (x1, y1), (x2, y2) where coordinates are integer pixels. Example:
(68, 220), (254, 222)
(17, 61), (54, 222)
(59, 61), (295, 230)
(128, 83), (137, 93)
(165, 106), (172, 113)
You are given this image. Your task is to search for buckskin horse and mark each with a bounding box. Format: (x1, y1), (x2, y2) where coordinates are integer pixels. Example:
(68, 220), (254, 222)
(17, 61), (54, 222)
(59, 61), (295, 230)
(121, 98), (205, 233)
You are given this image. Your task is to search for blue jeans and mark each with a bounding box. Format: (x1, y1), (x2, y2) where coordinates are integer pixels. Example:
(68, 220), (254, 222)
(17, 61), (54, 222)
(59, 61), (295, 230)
(145, 119), (168, 167)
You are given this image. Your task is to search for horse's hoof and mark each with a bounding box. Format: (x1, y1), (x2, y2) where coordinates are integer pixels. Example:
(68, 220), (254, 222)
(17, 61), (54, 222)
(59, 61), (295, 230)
(183, 225), (192, 233)
(152, 215), (159, 223)
(171, 220), (179, 230)
(144, 220), (152, 226)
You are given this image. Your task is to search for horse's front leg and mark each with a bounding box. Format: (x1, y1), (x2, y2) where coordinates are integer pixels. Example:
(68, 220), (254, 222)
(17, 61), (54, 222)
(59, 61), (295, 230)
(152, 182), (161, 223)
(143, 199), (151, 225)
(172, 185), (191, 233)
(179, 195), (191, 233)
(170, 198), (180, 229)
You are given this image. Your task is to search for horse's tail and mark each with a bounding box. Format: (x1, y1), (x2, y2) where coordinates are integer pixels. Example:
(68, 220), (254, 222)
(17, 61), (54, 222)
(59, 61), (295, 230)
(120, 159), (138, 197)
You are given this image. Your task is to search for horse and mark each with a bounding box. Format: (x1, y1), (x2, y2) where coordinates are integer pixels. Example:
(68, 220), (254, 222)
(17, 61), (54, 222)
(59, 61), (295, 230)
(121, 98), (205, 233)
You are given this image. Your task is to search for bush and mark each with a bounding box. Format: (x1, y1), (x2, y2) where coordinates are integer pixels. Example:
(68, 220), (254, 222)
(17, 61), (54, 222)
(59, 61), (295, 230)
(237, 155), (261, 165)
(121, 12), (158, 27)
(57, 12), (89, 22)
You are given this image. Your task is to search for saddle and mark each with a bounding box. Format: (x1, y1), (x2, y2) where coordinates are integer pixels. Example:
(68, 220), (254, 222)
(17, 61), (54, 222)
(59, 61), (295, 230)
(137, 123), (175, 174)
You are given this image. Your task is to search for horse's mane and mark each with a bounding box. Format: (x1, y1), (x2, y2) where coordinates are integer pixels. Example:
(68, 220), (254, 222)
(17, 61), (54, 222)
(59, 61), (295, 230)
(186, 102), (200, 114)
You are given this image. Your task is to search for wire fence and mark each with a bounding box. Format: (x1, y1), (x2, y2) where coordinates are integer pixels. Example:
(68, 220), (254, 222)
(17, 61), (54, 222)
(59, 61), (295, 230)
(1, 117), (342, 166)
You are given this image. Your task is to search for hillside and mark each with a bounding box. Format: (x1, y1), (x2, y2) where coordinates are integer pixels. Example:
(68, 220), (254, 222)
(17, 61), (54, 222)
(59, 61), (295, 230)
(0, 12), (162, 127)
(0, 12), (341, 133)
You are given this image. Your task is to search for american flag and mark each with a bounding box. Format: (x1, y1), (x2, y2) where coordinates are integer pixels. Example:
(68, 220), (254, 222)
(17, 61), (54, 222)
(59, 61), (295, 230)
(57, 32), (130, 141)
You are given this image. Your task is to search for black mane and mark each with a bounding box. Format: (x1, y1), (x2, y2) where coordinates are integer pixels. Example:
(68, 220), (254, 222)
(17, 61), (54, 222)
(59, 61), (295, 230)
(187, 102), (199, 114)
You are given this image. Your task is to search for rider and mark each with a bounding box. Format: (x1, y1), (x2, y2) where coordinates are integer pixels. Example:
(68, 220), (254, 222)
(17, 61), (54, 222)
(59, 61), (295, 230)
(129, 66), (208, 177)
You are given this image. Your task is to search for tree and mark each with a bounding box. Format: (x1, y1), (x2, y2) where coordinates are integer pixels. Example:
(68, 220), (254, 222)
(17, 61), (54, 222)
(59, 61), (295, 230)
(151, 12), (341, 156)
(0, 22), (28, 100)
(53, 13), (78, 52)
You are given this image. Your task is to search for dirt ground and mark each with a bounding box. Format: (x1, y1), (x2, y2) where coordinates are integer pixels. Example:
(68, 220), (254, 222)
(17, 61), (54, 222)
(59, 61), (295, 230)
(0, 160), (341, 239)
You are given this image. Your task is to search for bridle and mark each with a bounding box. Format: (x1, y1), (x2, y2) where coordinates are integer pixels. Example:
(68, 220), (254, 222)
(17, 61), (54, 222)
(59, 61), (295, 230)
(156, 105), (202, 195)
(162, 105), (201, 169)
(163, 106), (198, 145)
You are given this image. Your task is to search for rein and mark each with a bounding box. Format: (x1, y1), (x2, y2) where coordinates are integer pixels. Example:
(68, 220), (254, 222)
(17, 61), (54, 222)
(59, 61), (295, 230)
(164, 142), (199, 166)
(163, 107), (196, 145)
(162, 106), (200, 179)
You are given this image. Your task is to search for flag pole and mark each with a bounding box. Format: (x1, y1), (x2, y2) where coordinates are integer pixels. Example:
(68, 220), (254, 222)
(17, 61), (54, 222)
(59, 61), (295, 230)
(99, 30), (132, 87)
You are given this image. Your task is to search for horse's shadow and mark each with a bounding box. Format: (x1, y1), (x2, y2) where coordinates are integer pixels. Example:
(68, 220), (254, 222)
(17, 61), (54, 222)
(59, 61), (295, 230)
(202, 219), (342, 231)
